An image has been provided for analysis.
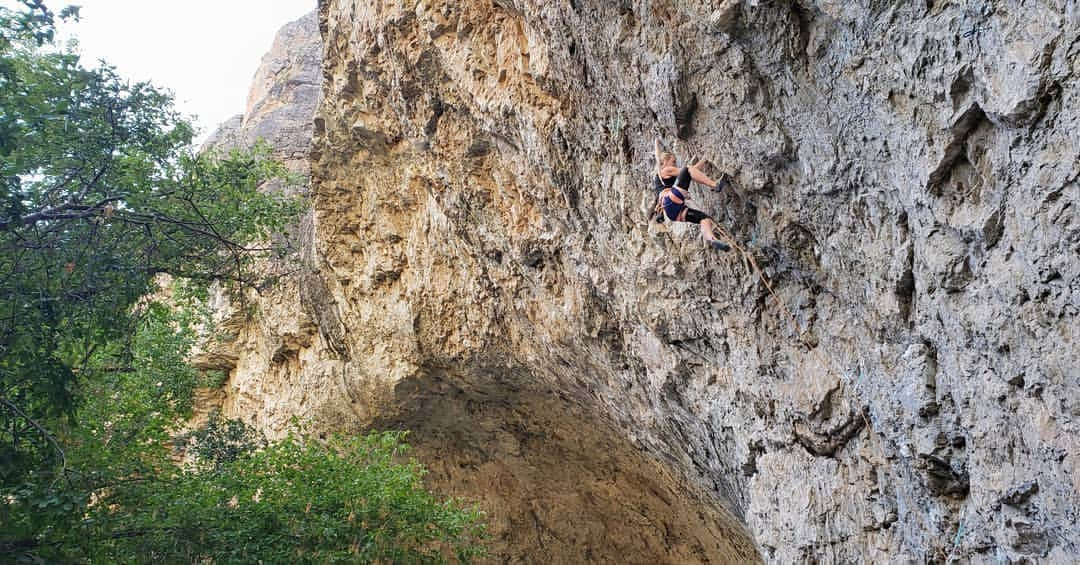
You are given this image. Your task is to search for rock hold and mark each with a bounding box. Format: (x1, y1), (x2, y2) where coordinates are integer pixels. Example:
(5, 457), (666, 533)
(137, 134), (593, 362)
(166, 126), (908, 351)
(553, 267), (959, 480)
(1002, 480), (1039, 507)
(792, 406), (868, 458)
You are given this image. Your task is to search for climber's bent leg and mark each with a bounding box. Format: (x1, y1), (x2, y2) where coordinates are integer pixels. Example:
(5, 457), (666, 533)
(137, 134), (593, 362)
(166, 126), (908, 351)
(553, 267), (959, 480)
(685, 211), (731, 251)
(686, 209), (717, 235)
(699, 217), (730, 251)
(675, 166), (693, 189)
(691, 214), (716, 240)
(688, 161), (719, 188)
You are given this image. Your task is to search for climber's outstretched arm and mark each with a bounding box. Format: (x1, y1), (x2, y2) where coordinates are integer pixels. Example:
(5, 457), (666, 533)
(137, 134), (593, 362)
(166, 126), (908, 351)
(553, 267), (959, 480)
(655, 138), (683, 179)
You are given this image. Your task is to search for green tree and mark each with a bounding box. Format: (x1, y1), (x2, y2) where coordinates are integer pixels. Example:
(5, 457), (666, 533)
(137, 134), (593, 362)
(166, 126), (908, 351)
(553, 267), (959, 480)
(0, 0), (292, 484)
(0, 2), (487, 562)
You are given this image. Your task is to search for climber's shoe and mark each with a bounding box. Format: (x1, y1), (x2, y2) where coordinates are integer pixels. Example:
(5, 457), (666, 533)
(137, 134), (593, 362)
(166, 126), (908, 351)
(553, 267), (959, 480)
(710, 240), (730, 252)
(712, 176), (729, 193)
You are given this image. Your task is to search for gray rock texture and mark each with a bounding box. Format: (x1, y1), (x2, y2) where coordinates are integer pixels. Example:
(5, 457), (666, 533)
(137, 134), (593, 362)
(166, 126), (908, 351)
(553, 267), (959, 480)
(209, 1), (1079, 563)
(202, 10), (321, 176)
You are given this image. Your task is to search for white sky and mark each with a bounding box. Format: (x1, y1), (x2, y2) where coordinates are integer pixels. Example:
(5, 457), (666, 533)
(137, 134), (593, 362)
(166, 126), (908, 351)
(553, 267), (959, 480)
(7, 0), (316, 143)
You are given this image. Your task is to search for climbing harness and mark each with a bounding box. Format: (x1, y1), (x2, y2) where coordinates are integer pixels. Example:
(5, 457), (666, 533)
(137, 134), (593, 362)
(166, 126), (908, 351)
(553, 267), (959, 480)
(657, 187), (689, 222)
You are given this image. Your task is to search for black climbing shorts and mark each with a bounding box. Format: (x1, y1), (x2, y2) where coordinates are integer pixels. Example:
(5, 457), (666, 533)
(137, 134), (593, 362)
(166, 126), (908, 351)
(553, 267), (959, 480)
(684, 208), (712, 224)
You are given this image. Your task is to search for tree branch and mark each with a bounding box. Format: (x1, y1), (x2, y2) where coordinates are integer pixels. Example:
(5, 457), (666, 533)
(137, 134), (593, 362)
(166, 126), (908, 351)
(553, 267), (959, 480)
(0, 396), (66, 478)
(0, 164), (111, 230)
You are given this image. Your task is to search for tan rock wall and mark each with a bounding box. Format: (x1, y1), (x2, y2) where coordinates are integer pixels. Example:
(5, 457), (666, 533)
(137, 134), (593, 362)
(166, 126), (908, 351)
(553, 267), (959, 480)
(210, 1), (1078, 563)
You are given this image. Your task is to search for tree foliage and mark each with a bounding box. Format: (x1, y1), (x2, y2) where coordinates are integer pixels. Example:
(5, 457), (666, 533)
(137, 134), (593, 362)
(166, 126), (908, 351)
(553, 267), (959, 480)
(99, 429), (486, 564)
(182, 410), (268, 473)
(0, 0), (294, 483)
(0, 3), (488, 562)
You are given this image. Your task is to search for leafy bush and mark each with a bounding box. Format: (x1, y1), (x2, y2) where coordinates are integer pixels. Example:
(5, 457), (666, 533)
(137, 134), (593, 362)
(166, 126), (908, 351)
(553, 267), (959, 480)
(98, 430), (487, 564)
(182, 411), (267, 472)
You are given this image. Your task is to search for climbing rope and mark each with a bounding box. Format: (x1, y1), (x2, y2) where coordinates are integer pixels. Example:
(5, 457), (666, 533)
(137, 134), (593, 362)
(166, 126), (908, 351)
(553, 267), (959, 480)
(711, 222), (806, 342)
(710, 221), (874, 430)
(659, 171), (870, 427)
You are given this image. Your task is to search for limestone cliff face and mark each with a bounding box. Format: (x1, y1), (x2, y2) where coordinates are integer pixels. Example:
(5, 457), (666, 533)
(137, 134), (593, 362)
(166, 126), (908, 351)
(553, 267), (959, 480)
(214, 2), (1078, 563)
(204, 11), (321, 171)
(193, 11), (323, 409)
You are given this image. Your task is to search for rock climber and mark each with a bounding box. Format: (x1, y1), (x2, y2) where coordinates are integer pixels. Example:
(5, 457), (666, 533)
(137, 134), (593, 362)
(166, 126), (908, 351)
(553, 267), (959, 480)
(652, 138), (730, 251)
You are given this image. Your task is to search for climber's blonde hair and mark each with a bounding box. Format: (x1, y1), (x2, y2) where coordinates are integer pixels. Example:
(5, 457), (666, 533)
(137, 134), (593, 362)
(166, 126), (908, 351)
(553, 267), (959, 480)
(660, 151), (676, 166)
